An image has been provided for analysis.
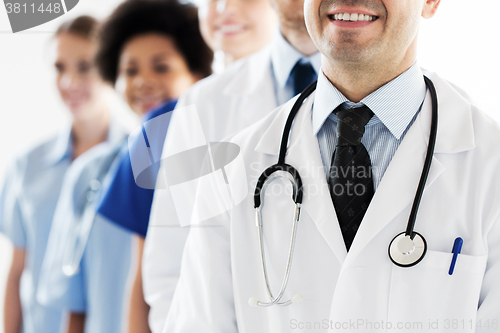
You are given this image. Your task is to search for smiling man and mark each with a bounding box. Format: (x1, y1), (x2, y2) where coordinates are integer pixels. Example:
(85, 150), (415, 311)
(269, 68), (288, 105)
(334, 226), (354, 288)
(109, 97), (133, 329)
(162, 0), (500, 332)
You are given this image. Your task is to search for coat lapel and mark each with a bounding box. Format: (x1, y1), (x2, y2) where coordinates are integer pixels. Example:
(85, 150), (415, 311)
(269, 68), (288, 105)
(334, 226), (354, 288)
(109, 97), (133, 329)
(347, 73), (475, 263)
(255, 92), (348, 264)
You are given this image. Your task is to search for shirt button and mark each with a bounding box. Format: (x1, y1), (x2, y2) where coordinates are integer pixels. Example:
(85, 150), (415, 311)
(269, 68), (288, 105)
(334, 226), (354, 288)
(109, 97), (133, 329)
(89, 179), (101, 191)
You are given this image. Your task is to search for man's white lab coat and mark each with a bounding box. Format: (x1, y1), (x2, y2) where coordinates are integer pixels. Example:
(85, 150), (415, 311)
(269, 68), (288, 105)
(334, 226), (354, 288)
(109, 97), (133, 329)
(162, 72), (500, 333)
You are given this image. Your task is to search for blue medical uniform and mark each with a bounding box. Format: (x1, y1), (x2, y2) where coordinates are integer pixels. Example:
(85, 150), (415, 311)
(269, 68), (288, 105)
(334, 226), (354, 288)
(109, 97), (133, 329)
(0, 128), (73, 333)
(96, 100), (177, 237)
(36, 120), (133, 333)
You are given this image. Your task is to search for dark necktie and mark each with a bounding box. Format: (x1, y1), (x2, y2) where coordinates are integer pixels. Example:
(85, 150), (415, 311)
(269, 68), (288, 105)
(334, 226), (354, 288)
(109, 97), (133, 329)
(328, 105), (374, 251)
(291, 60), (317, 96)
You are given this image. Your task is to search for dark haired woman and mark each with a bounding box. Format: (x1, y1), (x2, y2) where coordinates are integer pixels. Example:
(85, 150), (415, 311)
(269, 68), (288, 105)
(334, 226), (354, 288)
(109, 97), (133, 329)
(0, 16), (130, 333)
(35, 1), (214, 333)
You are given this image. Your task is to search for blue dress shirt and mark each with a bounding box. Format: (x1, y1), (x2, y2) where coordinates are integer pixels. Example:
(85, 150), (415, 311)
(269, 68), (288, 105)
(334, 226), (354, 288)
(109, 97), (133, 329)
(96, 100), (177, 237)
(270, 31), (322, 105)
(313, 63), (427, 189)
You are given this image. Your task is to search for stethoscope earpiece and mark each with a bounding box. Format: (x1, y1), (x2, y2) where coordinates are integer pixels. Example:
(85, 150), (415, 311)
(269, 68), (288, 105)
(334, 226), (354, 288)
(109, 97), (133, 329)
(291, 293), (304, 304)
(248, 297), (259, 308)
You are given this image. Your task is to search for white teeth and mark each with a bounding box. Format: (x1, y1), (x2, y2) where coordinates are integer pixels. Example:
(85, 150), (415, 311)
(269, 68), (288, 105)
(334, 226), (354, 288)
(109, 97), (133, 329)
(219, 25), (243, 33)
(332, 12), (376, 22)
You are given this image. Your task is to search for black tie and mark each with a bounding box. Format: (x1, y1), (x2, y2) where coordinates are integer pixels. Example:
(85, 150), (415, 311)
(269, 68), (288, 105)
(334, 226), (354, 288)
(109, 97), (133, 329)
(291, 60), (317, 96)
(328, 105), (374, 251)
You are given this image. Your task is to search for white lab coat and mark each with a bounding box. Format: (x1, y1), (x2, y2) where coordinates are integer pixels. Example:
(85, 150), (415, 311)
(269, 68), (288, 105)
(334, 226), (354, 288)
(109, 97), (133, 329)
(163, 72), (500, 333)
(143, 45), (279, 333)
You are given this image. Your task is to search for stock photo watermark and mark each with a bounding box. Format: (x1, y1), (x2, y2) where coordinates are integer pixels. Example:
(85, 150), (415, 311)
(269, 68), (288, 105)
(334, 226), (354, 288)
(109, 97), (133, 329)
(248, 160), (378, 199)
(3, 0), (79, 32)
(290, 318), (499, 331)
(127, 104), (382, 227)
(128, 105), (248, 227)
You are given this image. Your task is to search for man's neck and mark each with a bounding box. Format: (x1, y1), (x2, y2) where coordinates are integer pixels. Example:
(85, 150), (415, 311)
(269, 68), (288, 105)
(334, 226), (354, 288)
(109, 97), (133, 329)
(280, 24), (318, 57)
(322, 54), (417, 103)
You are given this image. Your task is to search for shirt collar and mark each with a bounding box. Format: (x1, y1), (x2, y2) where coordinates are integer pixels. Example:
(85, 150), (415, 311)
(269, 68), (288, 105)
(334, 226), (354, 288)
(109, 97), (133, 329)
(270, 30), (322, 90)
(312, 63), (426, 139)
(44, 113), (129, 167)
(44, 126), (73, 166)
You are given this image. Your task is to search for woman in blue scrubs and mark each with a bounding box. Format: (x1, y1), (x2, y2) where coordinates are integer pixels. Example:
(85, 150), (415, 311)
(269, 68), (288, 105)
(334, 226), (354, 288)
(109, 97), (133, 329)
(37, 128), (130, 333)
(0, 16), (122, 333)
(36, 1), (213, 332)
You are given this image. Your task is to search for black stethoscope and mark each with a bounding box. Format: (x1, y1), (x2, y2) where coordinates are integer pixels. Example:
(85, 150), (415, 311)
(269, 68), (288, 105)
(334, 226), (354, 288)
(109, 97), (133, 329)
(249, 75), (438, 307)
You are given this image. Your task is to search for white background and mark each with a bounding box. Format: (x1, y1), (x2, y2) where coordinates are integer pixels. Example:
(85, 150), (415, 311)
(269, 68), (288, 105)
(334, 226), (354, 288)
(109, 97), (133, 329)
(0, 0), (499, 331)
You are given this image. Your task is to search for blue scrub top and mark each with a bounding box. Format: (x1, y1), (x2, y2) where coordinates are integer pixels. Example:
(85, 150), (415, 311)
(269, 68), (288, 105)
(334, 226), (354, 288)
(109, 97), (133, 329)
(0, 129), (72, 333)
(36, 119), (131, 333)
(96, 100), (177, 237)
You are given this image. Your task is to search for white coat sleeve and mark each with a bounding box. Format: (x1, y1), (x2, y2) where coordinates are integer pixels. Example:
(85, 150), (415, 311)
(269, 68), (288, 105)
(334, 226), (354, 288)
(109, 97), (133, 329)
(143, 139), (191, 333)
(144, 84), (240, 332)
(142, 95), (190, 333)
(142, 91), (203, 333)
(162, 217), (237, 333)
(143, 206), (190, 333)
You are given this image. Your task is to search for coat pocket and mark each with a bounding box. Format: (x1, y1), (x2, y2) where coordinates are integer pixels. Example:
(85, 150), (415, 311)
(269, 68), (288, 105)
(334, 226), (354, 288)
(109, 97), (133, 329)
(387, 250), (487, 332)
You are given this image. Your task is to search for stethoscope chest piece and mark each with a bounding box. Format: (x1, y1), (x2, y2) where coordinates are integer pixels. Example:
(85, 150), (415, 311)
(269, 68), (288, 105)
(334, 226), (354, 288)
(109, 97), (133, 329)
(389, 232), (427, 267)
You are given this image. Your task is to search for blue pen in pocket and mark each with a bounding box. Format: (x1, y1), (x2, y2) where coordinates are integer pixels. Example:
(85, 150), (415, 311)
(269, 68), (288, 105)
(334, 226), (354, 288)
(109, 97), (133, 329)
(449, 237), (463, 275)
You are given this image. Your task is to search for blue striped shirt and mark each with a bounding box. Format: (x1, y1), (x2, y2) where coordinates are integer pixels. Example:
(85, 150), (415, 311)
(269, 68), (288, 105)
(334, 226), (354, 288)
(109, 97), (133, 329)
(270, 31), (322, 105)
(313, 63), (427, 189)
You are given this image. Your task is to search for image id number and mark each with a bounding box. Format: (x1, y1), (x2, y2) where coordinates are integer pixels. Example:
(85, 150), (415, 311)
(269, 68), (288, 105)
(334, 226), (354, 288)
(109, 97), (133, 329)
(5, 3), (62, 14)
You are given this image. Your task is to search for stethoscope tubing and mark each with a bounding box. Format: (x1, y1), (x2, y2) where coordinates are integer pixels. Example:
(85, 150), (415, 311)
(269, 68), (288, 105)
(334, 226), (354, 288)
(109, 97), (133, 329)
(61, 141), (125, 276)
(255, 203), (300, 306)
(278, 81), (318, 166)
(405, 76), (438, 239)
